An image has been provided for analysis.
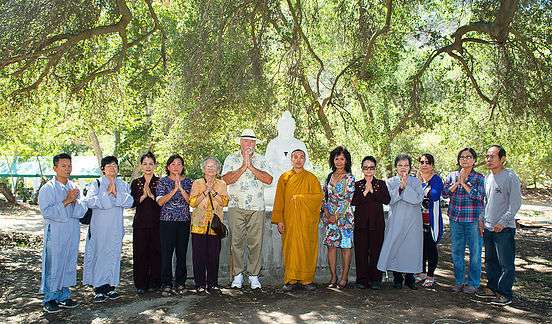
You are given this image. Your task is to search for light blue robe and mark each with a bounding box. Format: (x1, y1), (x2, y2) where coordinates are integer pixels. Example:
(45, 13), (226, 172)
(83, 176), (133, 287)
(38, 178), (87, 294)
(377, 175), (424, 274)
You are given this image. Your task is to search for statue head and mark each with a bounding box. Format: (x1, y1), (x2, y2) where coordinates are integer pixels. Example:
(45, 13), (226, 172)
(276, 111), (296, 139)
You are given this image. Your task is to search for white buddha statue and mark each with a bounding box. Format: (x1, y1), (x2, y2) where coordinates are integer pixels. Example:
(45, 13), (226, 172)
(264, 111), (312, 209)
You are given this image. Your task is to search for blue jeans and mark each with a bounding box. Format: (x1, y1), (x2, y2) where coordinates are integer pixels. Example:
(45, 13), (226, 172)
(450, 220), (482, 287)
(484, 228), (516, 300)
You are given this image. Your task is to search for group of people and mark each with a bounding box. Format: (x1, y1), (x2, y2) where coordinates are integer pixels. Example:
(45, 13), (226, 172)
(38, 128), (522, 315)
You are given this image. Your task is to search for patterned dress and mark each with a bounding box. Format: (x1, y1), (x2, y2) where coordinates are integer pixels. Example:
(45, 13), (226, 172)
(321, 173), (355, 248)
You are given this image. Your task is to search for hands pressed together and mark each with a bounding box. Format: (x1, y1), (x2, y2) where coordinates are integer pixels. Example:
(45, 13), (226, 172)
(63, 188), (80, 206)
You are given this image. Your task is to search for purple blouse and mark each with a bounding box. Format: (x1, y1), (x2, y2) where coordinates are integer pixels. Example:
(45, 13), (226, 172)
(156, 176), (192, 222)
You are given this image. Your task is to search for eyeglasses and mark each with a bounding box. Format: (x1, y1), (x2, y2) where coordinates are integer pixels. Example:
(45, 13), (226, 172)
(459, 155), (473, 160)
(485, 154), (498, 160)
(362, 166), (376, 171)
(419, 160), (431, 165)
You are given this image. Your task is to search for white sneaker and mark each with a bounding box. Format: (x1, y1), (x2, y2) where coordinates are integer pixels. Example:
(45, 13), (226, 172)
(249, 275), (261, 290)
(231, 273), (243, 289)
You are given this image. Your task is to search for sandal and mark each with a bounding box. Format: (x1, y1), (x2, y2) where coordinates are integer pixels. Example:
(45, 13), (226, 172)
(337, 280), (348, 289)
(422, 277), (435, 287)
(327, 278), (337, 288)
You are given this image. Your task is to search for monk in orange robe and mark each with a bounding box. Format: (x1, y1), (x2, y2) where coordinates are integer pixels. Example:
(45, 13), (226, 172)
(272, 149), (324, 291)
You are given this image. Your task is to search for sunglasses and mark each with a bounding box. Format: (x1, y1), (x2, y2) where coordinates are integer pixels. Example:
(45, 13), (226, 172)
(362, 166), (376, 171)
(419, 160), (432, 165)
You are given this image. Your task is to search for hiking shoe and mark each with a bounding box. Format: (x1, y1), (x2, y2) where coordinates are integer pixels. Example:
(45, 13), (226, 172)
(462, 285), (478, 294)
(106, 290), (120, 300)
(249, 275), (262, 290)
(475, 287), (497, 299)
(58, 298), (79, 309)
(422, 277), (435, 288)
(94, 293), (108, 303)
(231, 273), (243, 289)
(43, 300), (62, 313)
(451, 284), (463, 293)
(490, 294), (512, 306)
(415, 273), (427, 283)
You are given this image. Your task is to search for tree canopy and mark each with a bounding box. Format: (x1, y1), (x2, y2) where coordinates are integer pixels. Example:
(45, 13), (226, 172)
(1, 0), (551, 185)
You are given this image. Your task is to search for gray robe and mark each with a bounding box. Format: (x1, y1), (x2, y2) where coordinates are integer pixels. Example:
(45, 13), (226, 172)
(377, 175), (424, 274)
(38, 178), (87, 293)
(83, 176), (133, 287)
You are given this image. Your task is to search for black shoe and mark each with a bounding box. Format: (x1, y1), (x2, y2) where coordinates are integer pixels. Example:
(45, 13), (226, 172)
(490, 294), (512, 306)
(406, 282), (417, 290)
(106, 290), (120, 300)
(136, 288), (146, 295)
(94, 293), (108, 303)
(43, 300), (62, 313)
(393, 282), (403, 289)
(207, 285), (222, 293)
(303, 283), (317, 291)
(370, 282), (383, 290)
(355, 283), (368, 289)
(282, 284), (295, 292)
(475, 287), (497, 299)
(58, 298), (79, 309)
(161, 285), (173, 296)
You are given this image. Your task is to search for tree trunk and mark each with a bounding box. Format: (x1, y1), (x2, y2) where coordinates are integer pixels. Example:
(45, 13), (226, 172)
(113, 129), (120, 157)
(0, 182), (16, 203)
(89, 129), (103, 167)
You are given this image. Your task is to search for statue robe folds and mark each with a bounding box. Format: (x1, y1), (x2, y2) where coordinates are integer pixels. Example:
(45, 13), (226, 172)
(377, 176), (424, 274)
(38, 178), (87, 294)
(83, 177), (133, 287)
(271, 170), (323, 284)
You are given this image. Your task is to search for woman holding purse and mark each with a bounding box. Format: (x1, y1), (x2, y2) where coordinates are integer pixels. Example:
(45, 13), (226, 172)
(189, 157), (229, 293)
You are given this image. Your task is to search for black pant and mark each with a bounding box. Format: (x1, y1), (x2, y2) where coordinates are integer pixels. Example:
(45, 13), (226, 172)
(354, 227), (384, 285)
(133, 227), (161, 290)
(160, 220), (190, 287)
(192, 233), (221, 288)
(422, 224), (438, 276)
(94, 284), (115, 294)
(393, 272), (415, 285)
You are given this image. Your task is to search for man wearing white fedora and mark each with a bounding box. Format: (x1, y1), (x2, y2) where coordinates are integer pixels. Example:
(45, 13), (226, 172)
(222, 129), (273, 289)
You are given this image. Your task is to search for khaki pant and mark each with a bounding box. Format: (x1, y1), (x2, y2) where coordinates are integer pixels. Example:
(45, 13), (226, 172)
(228, 207), (265, 276)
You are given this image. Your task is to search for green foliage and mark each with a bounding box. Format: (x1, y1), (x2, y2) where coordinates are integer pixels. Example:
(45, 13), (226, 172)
(0, 0), (551, 187)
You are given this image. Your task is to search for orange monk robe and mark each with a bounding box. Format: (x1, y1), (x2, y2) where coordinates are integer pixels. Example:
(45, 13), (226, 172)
(272, 169), (324, 284)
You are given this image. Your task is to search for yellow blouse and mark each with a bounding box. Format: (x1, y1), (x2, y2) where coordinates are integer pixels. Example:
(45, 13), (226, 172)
(189, 178), (229, 235)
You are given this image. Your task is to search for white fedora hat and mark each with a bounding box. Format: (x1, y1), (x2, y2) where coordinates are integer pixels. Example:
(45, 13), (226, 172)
(236, 129), (257, 144)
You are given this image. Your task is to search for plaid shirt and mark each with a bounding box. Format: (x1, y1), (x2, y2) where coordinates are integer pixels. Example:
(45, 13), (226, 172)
(442, 170), (485, 222)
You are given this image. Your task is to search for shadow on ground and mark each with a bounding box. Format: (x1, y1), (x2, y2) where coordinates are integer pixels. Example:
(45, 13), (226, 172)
(0, 213), (550, 323)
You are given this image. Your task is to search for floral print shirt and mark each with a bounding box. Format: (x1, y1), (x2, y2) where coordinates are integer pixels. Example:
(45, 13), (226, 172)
(222, 151), (272, 211)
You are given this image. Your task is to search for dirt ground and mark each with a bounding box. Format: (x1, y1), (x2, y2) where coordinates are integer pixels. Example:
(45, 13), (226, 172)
(0, 202), (551, 323)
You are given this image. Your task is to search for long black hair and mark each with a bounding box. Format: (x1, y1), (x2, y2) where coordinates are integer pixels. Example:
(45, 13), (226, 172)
(329, 146), (352, 173)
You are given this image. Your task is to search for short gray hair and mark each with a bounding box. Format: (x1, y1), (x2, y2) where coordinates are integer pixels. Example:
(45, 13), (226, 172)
(201, 157), (222, 174)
